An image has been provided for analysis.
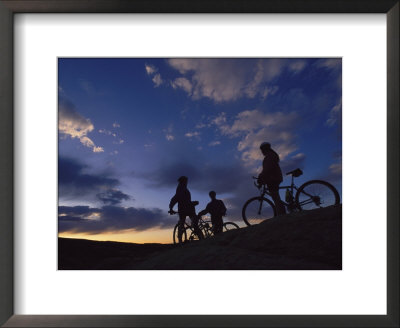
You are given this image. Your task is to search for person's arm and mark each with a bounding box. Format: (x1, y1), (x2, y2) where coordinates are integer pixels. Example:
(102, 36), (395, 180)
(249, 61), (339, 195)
(258, 157), (267, 185)
(169, 194), (178, 210)
(221, 201), (227, 216)
(198, 203), (210, 217)
(169, 184), (185, 210)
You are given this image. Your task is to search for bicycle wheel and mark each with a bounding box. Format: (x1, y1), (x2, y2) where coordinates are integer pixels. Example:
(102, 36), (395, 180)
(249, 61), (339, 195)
(199, 220), (213, 238)
(185, 226), (202, 242)
(223, 222), (239, 231)
(295, 180), (340, 210)
(242, 197), (276, 226)
(173, 223), (187, 244)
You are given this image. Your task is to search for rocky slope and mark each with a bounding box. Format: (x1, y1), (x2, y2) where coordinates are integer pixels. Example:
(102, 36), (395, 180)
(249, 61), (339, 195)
(59, 204), (342, 270)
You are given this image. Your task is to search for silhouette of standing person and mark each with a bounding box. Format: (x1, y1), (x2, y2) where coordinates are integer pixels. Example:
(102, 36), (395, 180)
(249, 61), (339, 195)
(257, 142), (286, 216)
(169, 176), (203, 242)
(198, 191), (227, 235)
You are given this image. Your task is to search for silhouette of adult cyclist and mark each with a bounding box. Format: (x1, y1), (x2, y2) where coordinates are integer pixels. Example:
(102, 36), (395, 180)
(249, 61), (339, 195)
(169, 176), (204, 242)
(257, 142), (286, 216)
(198, 191), (227, 235)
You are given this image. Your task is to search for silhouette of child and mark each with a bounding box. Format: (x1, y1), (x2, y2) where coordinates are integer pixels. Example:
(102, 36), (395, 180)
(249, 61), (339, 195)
(198, 191), (227, 234)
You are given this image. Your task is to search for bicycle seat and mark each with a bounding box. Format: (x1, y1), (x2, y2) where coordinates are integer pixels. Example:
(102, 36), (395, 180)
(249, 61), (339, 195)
(286, 168), (303, 177)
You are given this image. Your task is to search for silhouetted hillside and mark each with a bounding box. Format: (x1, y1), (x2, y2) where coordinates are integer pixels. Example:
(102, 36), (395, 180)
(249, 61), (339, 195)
(59, 205), (341, 270)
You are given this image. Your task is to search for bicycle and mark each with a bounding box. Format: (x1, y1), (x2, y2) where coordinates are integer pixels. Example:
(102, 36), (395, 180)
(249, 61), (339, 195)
(242, 168), (340, 226)
(169, 208), (239, 244)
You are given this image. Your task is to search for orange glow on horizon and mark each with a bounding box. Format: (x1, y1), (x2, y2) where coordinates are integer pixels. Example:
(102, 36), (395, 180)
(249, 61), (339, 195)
(58, 228), (172, 244)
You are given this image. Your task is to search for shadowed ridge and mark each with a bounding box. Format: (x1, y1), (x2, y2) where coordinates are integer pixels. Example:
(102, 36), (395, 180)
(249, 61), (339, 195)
(59, 204), (341, 270)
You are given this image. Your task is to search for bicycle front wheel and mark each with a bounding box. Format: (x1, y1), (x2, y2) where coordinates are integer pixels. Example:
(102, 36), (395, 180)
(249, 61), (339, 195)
(242, 197), (276, 226)
(295, 180), (340, 210)
(173, 223), (187, 244)
(185, 226), (203, 242)
(223, 222), (239, 231)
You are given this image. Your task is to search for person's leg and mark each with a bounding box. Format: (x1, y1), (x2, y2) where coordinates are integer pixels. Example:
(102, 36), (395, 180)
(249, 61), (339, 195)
(190, 214), (204, 239)
(178, 214), (186, 243)
(268, 183), (286, 216)
(212, 217), (223, 234)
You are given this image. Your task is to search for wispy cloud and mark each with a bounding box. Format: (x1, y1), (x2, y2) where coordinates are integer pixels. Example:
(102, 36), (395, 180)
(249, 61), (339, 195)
(163, 125), (175, 141)
(59, 204), (175, 233)
(145, 64), (163, 87)
(316, 58), (341, 70)
(59, 156), (119, 198)
(96, 189), (131, 205)
(171, 77), (193, 94)
(326, 98), (342, 127)
(184, 131), (200, 138)
(152, 74), (163, 87)
(78, 78), (97, 95)
(99, 129), (116, 137)
(145, 64), (157, 75)
(212, 109), (299, 166)
(288, 60), (307, 74)
(167, 59), (285, 103)
(58, 98), (104, 153)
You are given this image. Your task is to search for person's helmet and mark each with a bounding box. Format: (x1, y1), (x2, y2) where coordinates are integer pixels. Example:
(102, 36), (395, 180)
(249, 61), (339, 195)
(260, 142), (271, 150)
(177, 176), (188, 183)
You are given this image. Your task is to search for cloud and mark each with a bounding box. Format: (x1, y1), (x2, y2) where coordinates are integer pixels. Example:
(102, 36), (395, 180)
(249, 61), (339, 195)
(96, 189), (131, 205)
(144, 160), (251, 195)
(98, 127), (124, 144)
(163, 125), (175, 141)
(78, 79), (96, 95)
(145, 63), (163, 87)
(167, 59), (286, 102)
(288, 60), (307, 74)
(171, 77), (193, 94)
(209, 141), (221, 146)
(58, 205), (176, 234)
(59, 156), (120, 199)
(260, 86), (279, 100)
(211, 109), (299, 166)
(59, 98), (104, 153)
(326, 98), (342, 127)
(316, 58), (341, 70)
(184, 131), (200, 138)
(145, 64), (157, 75)
(113, 122), (120, 128)
(243, 59), (284, 99)
(152, 74), (163, 87)
(99, 129), (116, 137)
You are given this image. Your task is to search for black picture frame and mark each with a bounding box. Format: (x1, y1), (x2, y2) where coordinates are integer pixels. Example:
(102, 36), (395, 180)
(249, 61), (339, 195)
(0, 1), (398, 327)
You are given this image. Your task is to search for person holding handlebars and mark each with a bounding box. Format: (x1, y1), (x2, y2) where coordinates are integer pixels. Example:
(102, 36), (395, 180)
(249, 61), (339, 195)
(198, 191), (227, 235)
(169, 176), (203, 243)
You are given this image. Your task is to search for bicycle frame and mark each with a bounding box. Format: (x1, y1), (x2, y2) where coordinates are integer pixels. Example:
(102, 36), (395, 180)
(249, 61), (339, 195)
(253, 173), (306, 214)
(255, 174), (323, 210)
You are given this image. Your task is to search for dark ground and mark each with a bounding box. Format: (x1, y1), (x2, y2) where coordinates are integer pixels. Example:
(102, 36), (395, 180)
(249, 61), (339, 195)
(59, 204), (342, 270)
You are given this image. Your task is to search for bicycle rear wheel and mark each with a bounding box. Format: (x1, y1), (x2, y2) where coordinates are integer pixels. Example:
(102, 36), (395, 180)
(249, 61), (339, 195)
(242, 197), (276, 226)
(223, 222), (239, 231)
(295, 180), (340, 210)
(173, 223), (187, 244)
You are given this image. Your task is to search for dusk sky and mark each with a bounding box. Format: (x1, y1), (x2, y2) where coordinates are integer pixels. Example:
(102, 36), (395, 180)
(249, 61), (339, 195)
(58, 58), (342, 244)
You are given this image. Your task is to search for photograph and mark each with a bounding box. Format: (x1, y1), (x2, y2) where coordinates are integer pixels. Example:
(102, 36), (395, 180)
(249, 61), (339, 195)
(58, 58), (342, 270)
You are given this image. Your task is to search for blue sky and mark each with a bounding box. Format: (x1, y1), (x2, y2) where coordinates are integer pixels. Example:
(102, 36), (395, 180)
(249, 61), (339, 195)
(58, 58), (342, 243)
